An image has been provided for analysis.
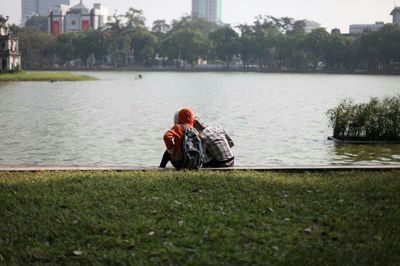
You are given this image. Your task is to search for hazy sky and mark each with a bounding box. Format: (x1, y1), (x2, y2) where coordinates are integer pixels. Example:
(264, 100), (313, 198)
(0, 0), (398, 33)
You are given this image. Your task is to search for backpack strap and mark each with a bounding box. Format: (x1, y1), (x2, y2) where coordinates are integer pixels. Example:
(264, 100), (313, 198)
(180, 124), (188, 168)
(181, 124), (187, 131)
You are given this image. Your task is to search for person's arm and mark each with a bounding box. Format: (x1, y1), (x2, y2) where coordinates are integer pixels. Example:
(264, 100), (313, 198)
(163, 128), (176, 154)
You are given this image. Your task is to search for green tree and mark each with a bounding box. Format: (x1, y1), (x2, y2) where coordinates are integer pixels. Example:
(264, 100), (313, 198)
(209, 26), (239, 67)
(163, 28), (209, 67)
(265, 16), (295, 34)
(170, 16), (216, 38)
(130, 30), (158, 65)
(125, 8), (146, 30)
(24, 15), (48, 32)
(18, 28), (55, 68)
(54, 32), (78, 64)
(359, 31), (380, 71)
(151, 20), (170, 62)
(237, 24), (257, 68)
(8, 24), (20, 33)
(152, 19), (170, 39)
(304, 28), (330, 68)
(283, 23), (307, 69)
(376, 24), (400, 70)
(253, 16), (281, 69)
(105, 14), (133, 66)
(74, 30), (109, 66)
(287, 20), (306, 36)
(342, 36), (359, 70)
(324, 34), (348, 70)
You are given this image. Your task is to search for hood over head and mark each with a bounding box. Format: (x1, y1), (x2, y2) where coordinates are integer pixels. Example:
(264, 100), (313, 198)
(178, 108), (195, 125)
(174, 110), (180, 124)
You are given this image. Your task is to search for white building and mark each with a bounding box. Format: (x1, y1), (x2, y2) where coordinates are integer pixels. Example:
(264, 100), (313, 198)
(22, 0), (70, 25)
(349, 8), (400, 35)
(0, 15), (21, 72)
(349, 22), (385, 35)
(303, 20), (320, 33)
(48, 1), (108, 36)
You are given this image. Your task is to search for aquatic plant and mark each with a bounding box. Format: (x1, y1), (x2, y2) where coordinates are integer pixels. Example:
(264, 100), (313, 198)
(327, 95), (400, 141)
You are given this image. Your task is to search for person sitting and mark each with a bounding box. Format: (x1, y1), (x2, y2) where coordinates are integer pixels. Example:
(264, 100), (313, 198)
(159, 108), (196, 168)
(193, 117), (235, 168)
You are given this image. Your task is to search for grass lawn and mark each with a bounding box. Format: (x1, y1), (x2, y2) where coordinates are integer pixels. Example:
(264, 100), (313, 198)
(0, 72), (96, 82)
(1, 170), (399, 265)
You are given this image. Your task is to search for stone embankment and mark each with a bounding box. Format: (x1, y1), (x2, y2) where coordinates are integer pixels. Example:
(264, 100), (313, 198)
(1, 164), (399, 172)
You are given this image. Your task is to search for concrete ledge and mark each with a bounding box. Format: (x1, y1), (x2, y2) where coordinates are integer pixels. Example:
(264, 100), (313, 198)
(0, 164), (400, 172)
(328, 136), (400, 144)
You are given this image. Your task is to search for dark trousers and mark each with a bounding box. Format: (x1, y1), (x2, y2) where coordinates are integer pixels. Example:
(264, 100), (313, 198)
(159, 150), (180, 168)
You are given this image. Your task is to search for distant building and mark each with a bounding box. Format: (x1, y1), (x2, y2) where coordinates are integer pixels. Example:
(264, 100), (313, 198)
(391, 7), (400, 25)
(48, 1), (108, 36)
(192, 0), (221, 24)
(348, 8), (400, 35)
(22, 0), (70, 25)
(331, 28), (341, 35)
(349, 22), (385, 35)
(0, 15), (21, 72)
(303, 20), (320, 33)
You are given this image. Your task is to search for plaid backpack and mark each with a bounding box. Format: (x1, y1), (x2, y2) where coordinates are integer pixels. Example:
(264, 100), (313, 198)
(178, 124), (204, 170)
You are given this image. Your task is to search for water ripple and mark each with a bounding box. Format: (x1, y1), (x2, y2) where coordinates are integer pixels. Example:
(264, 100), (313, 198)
(0, 72), (400, 166)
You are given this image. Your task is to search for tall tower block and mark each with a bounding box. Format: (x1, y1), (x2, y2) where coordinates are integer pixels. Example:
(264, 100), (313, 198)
(192, 0), (221, 24)
(21, 0), (70, 25)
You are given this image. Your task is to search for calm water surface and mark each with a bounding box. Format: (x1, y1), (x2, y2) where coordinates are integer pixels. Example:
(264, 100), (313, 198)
(0, 72), (399, 166)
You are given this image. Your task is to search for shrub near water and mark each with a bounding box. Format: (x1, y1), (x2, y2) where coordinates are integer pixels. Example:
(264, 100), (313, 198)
(327, 95), (400, 141)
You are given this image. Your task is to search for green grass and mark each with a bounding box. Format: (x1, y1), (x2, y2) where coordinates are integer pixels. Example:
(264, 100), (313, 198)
(0, 71), (96, 82)
(1, 171), (399, 265)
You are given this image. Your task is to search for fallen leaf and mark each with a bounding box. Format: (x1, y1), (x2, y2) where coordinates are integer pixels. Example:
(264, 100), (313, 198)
(304, 228), (312, 233)
(73, 250), (83, 256)
(148, 231), (155, 236)
(272, 245), (279, 251)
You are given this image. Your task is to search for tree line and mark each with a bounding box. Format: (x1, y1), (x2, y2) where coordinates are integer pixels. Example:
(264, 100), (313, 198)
(13, 8), (400, 72)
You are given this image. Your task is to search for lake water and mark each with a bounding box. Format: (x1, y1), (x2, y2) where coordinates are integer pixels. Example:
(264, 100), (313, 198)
(0, 71), (399, 167)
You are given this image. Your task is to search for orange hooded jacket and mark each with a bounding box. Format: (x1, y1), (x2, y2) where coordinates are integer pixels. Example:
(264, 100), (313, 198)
(163, 108), (195, 161)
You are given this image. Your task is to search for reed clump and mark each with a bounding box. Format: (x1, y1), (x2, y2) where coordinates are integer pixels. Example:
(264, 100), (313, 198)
(327, 95), (400, 141)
